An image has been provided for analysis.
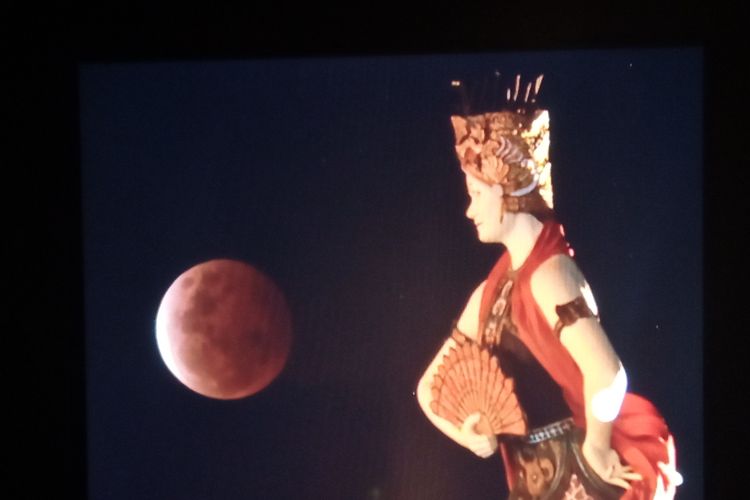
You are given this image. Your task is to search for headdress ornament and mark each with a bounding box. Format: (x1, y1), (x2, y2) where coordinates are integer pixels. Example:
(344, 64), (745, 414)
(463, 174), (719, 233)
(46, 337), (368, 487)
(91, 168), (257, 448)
(450, 73), (553, 216)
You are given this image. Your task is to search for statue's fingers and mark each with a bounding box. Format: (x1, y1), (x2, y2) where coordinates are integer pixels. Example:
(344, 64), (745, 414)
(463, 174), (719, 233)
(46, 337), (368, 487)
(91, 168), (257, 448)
(469, 441), (487, 454)
(606, 477), (633, 490)
(613, 464), (638, 477)
(471, 446), (488, 457)
(465, 412), (481, 426)
(597, 463), (615, 480)
(618, 471), (643, 482)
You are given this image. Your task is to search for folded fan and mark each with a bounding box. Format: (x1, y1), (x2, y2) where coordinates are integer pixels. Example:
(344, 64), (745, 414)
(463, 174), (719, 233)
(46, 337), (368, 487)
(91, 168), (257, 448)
(430, 341), (527, 437)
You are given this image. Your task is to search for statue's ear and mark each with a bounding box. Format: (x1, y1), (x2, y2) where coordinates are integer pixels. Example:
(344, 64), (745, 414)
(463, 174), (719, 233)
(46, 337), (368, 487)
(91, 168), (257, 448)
(450, 116), (468, 142)
(489, 183), (505, 198)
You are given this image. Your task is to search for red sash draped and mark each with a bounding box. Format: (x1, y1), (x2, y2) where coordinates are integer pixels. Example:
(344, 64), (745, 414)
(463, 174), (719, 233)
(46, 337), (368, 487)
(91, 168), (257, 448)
(480, 220), (676, 499)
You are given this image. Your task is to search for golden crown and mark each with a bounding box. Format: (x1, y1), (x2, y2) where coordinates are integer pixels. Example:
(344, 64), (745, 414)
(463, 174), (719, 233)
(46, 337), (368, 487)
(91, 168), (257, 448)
(450, 74), (554, 214)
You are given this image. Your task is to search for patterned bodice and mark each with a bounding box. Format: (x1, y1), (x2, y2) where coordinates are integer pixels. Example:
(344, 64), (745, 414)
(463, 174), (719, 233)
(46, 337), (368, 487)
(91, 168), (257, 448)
(481, 274), (572, 431)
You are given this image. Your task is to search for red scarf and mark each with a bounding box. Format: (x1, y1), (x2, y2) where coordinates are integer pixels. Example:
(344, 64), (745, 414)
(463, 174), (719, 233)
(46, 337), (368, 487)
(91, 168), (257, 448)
(480, 220), (676, 499)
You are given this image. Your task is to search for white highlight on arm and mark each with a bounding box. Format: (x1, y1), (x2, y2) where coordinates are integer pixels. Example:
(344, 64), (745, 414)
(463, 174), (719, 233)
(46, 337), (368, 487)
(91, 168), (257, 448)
(591, 361), (627, 422)
(579, 281), (599, 316)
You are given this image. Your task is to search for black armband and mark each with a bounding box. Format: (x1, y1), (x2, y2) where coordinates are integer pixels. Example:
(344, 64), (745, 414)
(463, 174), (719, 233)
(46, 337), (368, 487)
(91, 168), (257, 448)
(553, 296), (597, 337)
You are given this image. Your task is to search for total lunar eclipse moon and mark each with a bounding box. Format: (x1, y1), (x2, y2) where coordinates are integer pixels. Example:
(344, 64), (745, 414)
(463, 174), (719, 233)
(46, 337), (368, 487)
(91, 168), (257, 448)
(156, 259), (292, 399)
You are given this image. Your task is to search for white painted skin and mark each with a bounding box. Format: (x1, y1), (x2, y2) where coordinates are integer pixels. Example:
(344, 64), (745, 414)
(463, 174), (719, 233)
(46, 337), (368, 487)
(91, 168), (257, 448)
(591, 361), (627, 423)
(655, 435), (683, 499)
(416, 173), (643, 490)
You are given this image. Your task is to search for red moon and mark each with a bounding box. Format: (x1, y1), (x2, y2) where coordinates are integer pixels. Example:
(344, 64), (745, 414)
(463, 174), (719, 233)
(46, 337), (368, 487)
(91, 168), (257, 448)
(156, 259), (292, 399)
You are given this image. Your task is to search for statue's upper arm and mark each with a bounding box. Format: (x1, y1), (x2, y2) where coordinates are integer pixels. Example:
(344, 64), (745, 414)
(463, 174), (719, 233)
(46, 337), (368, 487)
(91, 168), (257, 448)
(531, 254), (621, 379)
(530, 254), (590, 331)
(456, 280), (486, 342)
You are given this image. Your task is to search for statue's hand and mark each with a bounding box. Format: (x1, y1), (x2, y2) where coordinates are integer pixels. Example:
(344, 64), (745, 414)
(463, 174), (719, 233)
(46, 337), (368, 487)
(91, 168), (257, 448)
(460, 412), (498, 458)
(581, 440), (643, 490)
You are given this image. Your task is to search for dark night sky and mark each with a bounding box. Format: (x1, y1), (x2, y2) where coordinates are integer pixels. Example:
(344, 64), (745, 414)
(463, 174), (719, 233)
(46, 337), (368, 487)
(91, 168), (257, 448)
(79, 49), (702, 499)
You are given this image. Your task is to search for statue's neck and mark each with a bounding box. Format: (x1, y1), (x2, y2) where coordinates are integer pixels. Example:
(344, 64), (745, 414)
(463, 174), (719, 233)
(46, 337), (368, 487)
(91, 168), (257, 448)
(501, 214), (544, 272)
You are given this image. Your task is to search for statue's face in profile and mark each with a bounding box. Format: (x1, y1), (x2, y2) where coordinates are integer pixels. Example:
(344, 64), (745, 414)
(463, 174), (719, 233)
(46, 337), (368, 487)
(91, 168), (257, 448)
(464, 173), (505, 243)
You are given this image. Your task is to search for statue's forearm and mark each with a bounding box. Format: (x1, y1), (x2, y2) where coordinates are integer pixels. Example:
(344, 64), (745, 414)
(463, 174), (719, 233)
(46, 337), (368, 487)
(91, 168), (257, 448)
(416, 378), (471, 449)
(560, 319), (625, 450)
(416, 337), (474, 450)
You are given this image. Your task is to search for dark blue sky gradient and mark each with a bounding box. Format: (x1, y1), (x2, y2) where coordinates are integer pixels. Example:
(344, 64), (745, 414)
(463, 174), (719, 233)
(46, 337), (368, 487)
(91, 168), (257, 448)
(80, 49), (701, 499)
